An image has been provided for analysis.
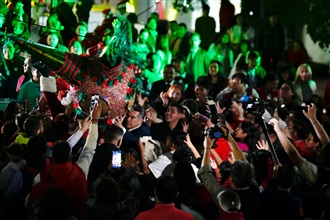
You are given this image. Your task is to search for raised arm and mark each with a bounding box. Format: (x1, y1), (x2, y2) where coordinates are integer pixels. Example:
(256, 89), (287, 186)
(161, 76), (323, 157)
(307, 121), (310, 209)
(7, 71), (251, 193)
(76, 103), (102, 177)
(269, 118), (318, 185)
(138, 138), (151, 175)
(184, 134), (201, 160)
(198, 136), (224, 205)
(227, 132), (245, 161)
(269, 118), (303, 166)
(67, 117), (91, 148)
(303, 104), (330, 146)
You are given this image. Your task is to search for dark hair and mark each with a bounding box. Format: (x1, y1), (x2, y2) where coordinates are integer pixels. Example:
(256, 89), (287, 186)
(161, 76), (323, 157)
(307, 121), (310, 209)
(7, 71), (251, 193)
(24, 116), (41, 137)
(202, 3), (210, 11)
(208, 60), (223, 78)
(127, 13), (138, 24)
(15, 113), (29, 131)
(247, 51), (259, 60)
(1, 121), (18, 143)
(52, 140), (71, 163)
(230, 160), (253, 188)
(164, 64), (176, 72)
(240, 121), (259, 153)
(182, 98), (199, 115)
(195, 76), (210, 90)
(168, 102), (184, 114)
(4, 101), (19, 121)
(95, 177), (120, 205)
(319, 143), (330, 167)
(178, 23), (187, 29)
(282, 82), (300, 101)
(156, 176), (178, 203)
(76, 21), (87, 29)
(130, 104), (146, 119)
(219, 161), (232, 185)
(231, 73), (248, 85)
(291, 119), (308, 140)
(38, 188), (73, 220)
(28, 134), (48, 158)
(168, 129), (187, 150)
(103, 125), (124, 143)
(301, 192), (326, 219)
(275, 165), (297, 189)
(265, 73), (279, 82)
(248, 150), (272, 186)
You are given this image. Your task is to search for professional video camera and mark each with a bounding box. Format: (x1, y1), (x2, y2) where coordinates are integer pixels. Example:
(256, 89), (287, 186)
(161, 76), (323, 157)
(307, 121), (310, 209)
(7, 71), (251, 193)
(245, 97), (268, 116)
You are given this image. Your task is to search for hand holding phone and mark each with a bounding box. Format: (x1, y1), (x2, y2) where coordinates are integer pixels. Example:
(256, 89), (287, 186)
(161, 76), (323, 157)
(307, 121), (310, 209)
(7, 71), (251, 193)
(91, 94), (100, 110)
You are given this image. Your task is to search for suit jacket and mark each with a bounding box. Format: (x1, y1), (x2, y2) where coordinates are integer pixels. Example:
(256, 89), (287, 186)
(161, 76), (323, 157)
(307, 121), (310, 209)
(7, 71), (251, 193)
(121, 123), (151, 152)
(149, 79), (172, 102)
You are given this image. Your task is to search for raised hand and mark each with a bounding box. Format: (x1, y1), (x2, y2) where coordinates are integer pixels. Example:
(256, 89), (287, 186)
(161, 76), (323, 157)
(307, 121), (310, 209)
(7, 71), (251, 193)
(182, 121), (189, 133)
(303, 103), (317, 122)
(91, 102), (102, 120)
(137, 93), (148, 107)
(269, 118), (281, 133)
(256, 139), (269, 151)
(160, 91), (168, 106)
(215, 101), (226, 114)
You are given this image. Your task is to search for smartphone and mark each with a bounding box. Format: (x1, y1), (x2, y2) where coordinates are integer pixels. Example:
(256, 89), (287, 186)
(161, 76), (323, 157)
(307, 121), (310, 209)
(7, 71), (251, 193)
(112, 151), (121, 169)
(207, 100), (217, 116)
(91, 94), (100, 110)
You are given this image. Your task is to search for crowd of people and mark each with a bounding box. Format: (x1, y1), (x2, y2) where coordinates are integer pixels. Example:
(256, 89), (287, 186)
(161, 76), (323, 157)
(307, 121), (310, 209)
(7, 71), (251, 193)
(1, 0), (330, 219)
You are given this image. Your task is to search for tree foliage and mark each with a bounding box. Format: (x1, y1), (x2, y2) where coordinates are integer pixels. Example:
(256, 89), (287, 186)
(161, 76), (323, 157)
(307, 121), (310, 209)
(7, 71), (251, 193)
(241, 0), (330, 51)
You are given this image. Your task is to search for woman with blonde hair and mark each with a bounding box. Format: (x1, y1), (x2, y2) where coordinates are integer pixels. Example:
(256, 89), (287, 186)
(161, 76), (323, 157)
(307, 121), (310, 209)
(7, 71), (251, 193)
(294, 63), (317, 103)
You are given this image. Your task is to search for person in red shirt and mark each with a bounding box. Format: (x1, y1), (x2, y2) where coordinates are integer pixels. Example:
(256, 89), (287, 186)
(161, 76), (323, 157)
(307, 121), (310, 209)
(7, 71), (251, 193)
(135, 176), (194, 220)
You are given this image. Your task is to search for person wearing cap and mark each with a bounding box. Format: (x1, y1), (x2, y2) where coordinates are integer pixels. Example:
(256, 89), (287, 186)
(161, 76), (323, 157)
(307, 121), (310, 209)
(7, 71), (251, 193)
(116, 0), (128, 21)
(17, 61), (43, 109)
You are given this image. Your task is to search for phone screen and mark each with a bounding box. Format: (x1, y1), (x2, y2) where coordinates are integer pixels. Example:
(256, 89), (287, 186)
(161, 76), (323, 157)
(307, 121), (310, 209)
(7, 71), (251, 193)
(112, 151), (121, 169)
(207, 100), (217, 116)
(91, 95), (100, 110)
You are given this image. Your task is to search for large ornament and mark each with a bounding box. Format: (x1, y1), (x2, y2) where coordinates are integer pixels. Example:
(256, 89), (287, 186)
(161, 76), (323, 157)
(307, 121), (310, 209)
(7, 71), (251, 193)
(5, 20), (142, 119)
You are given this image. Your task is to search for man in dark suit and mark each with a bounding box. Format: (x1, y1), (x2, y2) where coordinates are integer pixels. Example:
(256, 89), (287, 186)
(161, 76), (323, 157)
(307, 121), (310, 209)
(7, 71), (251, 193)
(149, 64), (177, 102)
(172, 54), (195, 99)
(116, 104), (151, 152)
(88, 125), (124, 182)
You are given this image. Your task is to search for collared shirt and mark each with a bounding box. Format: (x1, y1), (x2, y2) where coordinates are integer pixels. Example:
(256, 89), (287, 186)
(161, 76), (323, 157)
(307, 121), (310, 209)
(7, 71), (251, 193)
(17, 78), (41, 109)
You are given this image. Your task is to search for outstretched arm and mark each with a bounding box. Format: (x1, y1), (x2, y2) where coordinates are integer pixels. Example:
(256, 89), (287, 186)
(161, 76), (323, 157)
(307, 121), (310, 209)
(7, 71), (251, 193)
(303, 104), (330, 146)
(269, 118), (318, 185)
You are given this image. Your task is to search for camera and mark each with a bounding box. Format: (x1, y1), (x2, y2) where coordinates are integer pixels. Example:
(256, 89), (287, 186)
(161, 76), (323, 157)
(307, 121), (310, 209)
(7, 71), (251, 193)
(245, 98), (267, 116)
(204, 125), (229, 148)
